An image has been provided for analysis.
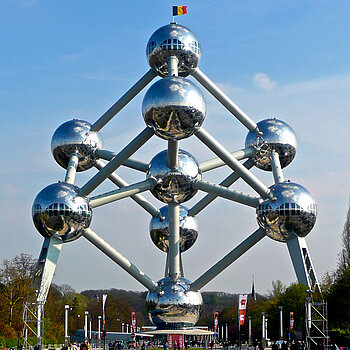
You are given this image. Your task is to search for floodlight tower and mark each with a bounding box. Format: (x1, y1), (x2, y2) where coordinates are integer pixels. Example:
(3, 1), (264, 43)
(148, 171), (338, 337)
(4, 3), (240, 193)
(28, 21), (320, 344)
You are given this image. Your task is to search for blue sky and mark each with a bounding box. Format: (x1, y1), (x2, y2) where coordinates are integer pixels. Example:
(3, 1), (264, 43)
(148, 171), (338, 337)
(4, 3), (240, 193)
(1, 0), (350, 295)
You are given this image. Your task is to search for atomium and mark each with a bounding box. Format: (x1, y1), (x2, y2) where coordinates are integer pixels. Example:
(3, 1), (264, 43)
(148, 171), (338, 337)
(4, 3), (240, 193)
(142, 77), (206, 140)
(30, 18), (321, 338)
(150, 205), (198, 252)
(51, 119), (103, 171)
(32, 182), (92, 242)
(146, 277), (203, 329)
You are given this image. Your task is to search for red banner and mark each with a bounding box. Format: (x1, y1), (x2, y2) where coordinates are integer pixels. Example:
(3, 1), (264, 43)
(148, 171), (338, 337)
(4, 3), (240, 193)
(214, 311), (219, 332)
(102, 294), (107, 326)
(168, 334), (183, 349)
(238, 294), (248, 326)
(131, 311), (136, 333)
(290, 312), (294, 330)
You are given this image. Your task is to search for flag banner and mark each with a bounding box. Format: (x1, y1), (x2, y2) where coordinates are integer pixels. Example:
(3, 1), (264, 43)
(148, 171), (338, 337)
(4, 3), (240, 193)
(173, 6), (187, 16)
(238, 294), (248, 326)
(290, 312), (294, 330)
(131, 311), (136, 332)
(102, 294), (107, 325)
(214, 311), (219, 332)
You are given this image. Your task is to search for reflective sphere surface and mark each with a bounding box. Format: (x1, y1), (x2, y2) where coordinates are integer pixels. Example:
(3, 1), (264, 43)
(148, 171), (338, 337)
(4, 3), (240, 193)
(146, 277), (203, 329)
(147, 149), (201, 204)
(256, 182), (317, 242)
(142, 77), (206, 140)
(245, 118), (297, 171)
(32, 182), (92, 242)
(51, 119), (102, 171)
(150, 206), (198, 252)
(146, 23), (201, 77)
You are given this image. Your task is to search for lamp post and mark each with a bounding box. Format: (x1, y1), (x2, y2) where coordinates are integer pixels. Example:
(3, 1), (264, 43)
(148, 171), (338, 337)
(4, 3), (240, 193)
(122, 323), (125, 333)
(248, 316), (252, 345)
(84, 311), (89, 341)
(261, 312), (265, 343)
(98, 316), (102, 339)
(279, 306), (283, 340)
(65, 305), (69, 345)
(77, 314), (81, 331)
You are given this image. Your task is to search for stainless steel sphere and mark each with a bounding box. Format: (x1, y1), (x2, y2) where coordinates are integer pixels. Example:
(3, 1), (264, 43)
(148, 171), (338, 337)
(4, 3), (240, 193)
(32, 182), (92, 242)
(142, 77), (206, 140)
(51, 119), (102, 171)
(146, 277), (203, 329)
(150, 206), (198, 252)
(245, 118), (297, 171)
(146, 23), (201, 77)
(147, 149), (201, 204)
(256, 182), (317, 242)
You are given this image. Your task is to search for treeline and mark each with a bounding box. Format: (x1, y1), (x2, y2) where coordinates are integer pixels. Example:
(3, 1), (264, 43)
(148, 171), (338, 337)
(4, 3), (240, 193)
(0, 242), (349, 347)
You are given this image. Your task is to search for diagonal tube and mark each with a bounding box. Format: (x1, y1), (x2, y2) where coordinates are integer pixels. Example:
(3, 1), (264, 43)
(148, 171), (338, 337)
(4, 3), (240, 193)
(89, 178), (156, 208)
(194, 180), (261, 208)
(95, 149), (149, 173)
(189, 159), (254, 216)
(199, 147), (256, 173)
(192, 68), (259, 132)
(94, 161), (160, 218)
(83, 228), (159, 292)
(80, 127), (154, 196)
(190, 228), (266, 291)
(196, 128), (270, 199)
(91, 69), (157, 132)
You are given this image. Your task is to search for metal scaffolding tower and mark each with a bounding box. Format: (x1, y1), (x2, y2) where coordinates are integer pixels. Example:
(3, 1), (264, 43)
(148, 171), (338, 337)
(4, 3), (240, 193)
(305, 298), (328, 350)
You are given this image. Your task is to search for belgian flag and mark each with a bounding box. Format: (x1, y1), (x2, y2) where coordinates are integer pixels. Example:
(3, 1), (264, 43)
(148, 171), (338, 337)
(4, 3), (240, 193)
(173, 6), (187, 16)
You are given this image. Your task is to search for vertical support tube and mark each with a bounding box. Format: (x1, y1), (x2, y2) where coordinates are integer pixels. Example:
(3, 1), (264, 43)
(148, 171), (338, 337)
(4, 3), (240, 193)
(168, 204), (180, 280)
(65, 153), (79, 184)
(168, 140), (179, 169)
(271, 150), (284, 184)
(91, 69), (157, 132)
(167, 56), (179, 77)
(89, 319), (92, 341)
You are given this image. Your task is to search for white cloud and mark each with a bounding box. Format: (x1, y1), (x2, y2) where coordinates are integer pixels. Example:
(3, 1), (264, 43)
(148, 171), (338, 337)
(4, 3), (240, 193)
(253, 72), (277, 91)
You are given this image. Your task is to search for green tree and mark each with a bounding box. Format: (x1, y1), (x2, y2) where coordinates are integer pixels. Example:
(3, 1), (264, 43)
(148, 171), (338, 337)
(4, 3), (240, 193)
(0, 254), (35, 329)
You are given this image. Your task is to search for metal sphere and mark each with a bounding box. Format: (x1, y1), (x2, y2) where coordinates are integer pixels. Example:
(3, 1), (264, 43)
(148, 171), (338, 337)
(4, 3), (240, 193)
(256, 182), (317, 242)
(146, 23), (201, 77)
(245, 118), (297, 171)
(142, 77), (206, 140)
(147, 149), (201, 204)
(150, 206), (198, 253)
(146, 277), (203, 329)
(51, 119), (103, 171)
(32, 182), (92, 242)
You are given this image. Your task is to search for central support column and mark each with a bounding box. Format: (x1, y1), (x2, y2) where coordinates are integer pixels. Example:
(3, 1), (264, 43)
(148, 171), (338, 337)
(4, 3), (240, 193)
(168, 204), (180, 280)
